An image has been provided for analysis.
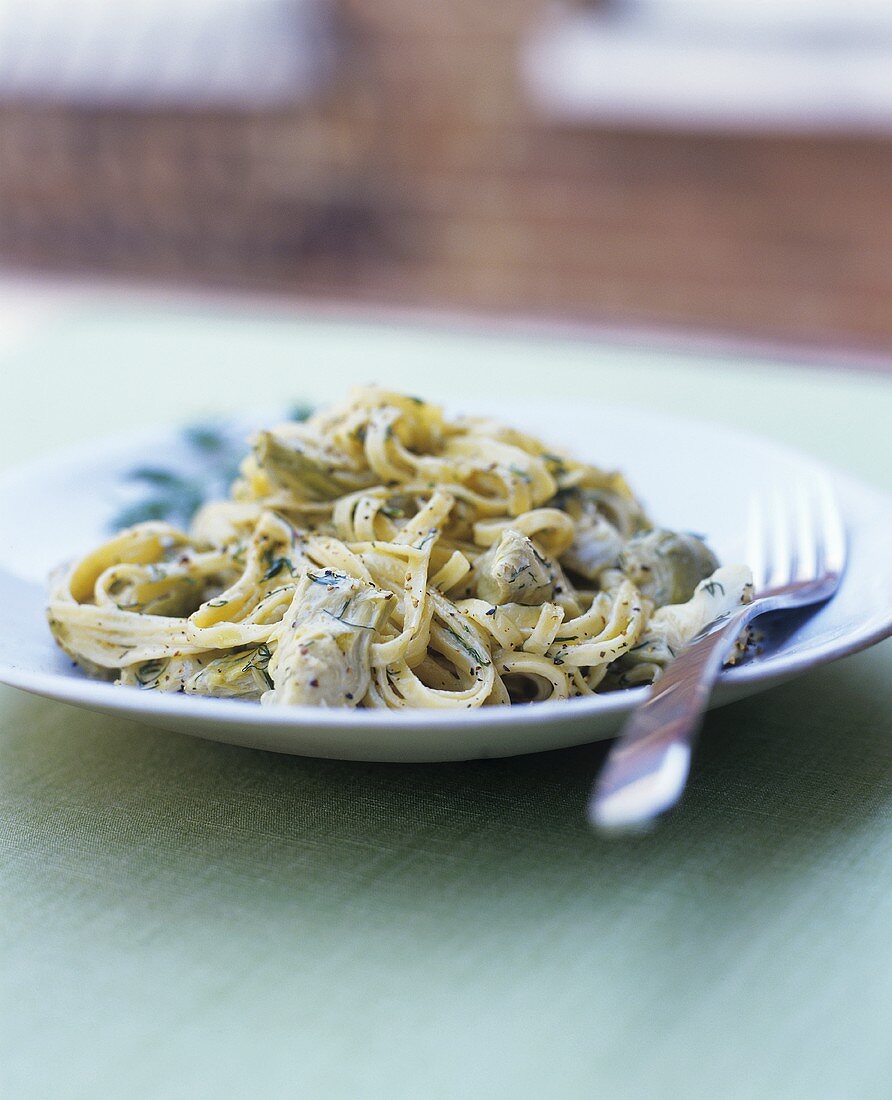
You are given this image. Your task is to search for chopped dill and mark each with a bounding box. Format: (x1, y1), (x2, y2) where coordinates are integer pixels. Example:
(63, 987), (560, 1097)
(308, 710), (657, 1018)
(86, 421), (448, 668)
(135, 659), (165, 686)
(262, 557), (294, 582)
(445, 627), (491, 667)
(243, 644), (275, 688)
(307, 571), (345, 587)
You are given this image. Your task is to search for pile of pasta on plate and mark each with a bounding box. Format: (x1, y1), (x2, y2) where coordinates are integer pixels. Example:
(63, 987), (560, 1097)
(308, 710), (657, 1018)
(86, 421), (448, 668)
(48, 387), (752, 709)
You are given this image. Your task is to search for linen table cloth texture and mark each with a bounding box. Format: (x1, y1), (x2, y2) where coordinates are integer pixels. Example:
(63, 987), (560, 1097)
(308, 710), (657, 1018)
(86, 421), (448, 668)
(1, 300), (891, 1100)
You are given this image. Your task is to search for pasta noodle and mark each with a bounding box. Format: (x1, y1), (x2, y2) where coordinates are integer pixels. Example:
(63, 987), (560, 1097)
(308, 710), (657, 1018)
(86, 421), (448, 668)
(47, 387), (754, 709)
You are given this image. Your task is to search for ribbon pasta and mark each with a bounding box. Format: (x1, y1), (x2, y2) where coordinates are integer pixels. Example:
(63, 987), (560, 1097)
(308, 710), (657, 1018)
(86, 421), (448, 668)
(47, 387), (753, 708)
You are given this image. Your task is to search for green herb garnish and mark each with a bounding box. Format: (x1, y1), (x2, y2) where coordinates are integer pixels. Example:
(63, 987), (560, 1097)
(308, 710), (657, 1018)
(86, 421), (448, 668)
(445, 627), (490, 667)
(135, 659), (165, 686)
(262, 557), (294, 582)
(307, 571), (346, 587)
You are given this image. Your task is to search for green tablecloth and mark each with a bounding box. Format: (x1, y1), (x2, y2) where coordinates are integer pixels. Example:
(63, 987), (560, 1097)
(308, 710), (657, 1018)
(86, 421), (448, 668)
(2, 300), (891, 1099)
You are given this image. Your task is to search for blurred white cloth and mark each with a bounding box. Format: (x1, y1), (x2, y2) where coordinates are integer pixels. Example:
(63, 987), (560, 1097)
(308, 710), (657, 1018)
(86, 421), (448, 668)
(0, 0), (334, 107)
(525, 0), (892, 132)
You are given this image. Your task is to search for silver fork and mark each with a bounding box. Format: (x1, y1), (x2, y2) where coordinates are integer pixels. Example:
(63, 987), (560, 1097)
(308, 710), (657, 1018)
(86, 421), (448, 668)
(588, 476), (846, 834)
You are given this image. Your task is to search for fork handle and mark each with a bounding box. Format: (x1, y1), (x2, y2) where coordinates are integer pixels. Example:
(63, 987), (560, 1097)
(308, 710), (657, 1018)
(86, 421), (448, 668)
(588, 602), (759, 833)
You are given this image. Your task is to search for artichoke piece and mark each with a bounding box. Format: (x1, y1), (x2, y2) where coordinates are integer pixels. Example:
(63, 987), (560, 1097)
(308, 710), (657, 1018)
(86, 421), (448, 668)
(557, 488), (649, 581)
(119, 654), (212, 694)
(589, 488), (648, 538)
(619, 528), (719, 608)
(604, 565), (754, 689)
(184, 645), (273, 699)
(561, 511), (624, 581)
(267, 570), (392, 706)
(476, 529), (556, 606)
(557, 487), (648, 539)
(254, 430), (375, 502)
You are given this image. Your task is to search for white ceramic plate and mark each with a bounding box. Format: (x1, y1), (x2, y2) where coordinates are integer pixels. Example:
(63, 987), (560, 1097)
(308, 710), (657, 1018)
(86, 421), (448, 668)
(1, 402), (890, 761)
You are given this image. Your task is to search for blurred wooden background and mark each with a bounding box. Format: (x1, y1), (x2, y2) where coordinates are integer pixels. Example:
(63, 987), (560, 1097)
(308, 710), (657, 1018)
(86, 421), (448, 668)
(1, 0), (891, 349)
